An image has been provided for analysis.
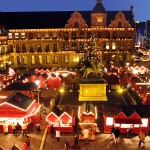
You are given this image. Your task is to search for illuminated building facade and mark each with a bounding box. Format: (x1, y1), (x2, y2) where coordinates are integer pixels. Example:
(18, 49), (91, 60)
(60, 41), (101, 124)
(145, 20), (150, 49)
(0, 0), (135, 69)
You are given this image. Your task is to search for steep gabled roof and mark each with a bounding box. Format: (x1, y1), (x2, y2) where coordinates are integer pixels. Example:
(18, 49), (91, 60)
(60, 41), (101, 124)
(0, 10), (135, 29)
(7, 92), (33, 110)
(61, 105), (73, 117)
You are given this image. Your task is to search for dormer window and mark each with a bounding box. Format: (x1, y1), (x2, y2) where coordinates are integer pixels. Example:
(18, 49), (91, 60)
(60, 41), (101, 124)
(15, 33), (19, 39)
(29, 32), (33, 39)
(8, 33), (13, 39)
(21, 33), (25, 39)
(52, 32), (57, 39)
(37, 33), (41, 39)
(118, 22), (122, 28)
(45, 32), (50, 39)
(75, 22), (79, 28)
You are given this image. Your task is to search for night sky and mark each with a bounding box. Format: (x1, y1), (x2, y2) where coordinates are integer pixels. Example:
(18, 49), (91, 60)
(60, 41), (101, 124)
(0, 0), (149, 22)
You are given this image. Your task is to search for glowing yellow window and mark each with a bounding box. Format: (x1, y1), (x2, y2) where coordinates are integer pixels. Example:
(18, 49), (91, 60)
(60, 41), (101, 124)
(39, 55), (42, 64)
(31, 55), (35, 65)
(23, 56), (27, 65)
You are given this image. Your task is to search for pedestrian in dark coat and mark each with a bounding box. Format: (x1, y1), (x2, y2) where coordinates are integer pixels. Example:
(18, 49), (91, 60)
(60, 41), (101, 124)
(74, 134), (79, 145)
(16, 122), (21, 135)
(64, 141), (70, 150)
(114, 128), (120, 143)
(25, 136), (30, 147)
(126, 127), (132, 138)
(50, 124), (55, 138)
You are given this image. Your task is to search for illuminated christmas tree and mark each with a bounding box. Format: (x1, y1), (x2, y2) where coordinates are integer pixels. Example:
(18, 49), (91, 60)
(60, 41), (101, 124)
(77, 32), (101, 71)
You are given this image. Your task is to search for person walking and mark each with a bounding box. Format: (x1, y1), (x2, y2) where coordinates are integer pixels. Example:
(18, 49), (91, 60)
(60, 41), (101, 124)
(82, 128), (89, 144)
(50, 124), (55, 138)
(29, 120), (34, 133)
(16, 122), (21, 135)
(12, 122), (16, 135)
(138, 130), (145, 147)
(22, 122), (28, 137)
(64, 141), (70, 150)
(36, 123), (41, 133)
(56, 128), (60, 142)
(126, 127), (132, 138)
(74, 134), (79, 146)
(110, 125), (115, 140)
(114, 128), (120, 144)
(26, 136), (30, 147)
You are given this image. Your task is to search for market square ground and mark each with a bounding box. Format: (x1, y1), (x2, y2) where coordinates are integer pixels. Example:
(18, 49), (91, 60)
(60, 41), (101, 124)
(1, 129), (150, 150)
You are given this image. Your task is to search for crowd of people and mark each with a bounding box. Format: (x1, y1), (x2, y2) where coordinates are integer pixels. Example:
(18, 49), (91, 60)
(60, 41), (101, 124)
(110, 125), (146, 148)
(2, 120), (41, 135)
(49, 124), (147, 149)
(2, 120), (41, 150)
(1, 121), (148, 149)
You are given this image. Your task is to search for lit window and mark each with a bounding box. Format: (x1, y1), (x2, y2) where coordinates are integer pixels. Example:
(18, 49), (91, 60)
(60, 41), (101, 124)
(23, 56), (27, 65)
(15, 33), (19, 39)
(64, 55), (69, 63)
(10, 56), (14, 65)
(106, 117), (113, 125)
(121, 124), (133, 128)
(45, 33), (49, 39)
(46, 55), (50, 64)
(21, 33), (25, 39)
(53, 32), (57, 39)
(17, 56), (21, 65)
(112, 42), (116, 50)
(73, 56), (79, 63)
(134, 124), (140, 127)
(8, 33), (13, 39)
(54, 56), (58, 64)
(39, 55), (42, 64)
(141, 118), (148, 127)
(31, 55), (35, 65)
(37, 33), (41, 39)
(114, 123), (120, 127)
(106, 42), (109, 50)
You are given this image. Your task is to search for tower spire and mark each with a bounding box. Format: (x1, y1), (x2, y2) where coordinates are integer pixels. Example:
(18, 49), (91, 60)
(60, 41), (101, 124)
(97, 0), (102, 3)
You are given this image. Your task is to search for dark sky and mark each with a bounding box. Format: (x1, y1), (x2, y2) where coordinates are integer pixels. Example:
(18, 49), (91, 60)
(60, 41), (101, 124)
(0, 0), (149, 22)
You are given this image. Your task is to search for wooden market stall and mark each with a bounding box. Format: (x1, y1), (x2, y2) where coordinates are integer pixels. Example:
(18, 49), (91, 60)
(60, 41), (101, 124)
(103, 105), (149, 135)
(46, 105), (74, 132)
(102, 105), (121, 133)
(0, 92), (40, 133)
(78, 103), (97, 140)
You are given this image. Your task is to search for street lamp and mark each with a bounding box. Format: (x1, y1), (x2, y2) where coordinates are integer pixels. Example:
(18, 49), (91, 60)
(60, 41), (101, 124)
(35, 79), (40, 104)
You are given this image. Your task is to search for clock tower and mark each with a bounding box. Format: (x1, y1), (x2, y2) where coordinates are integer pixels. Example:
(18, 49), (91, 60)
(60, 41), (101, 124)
(91, 0), (107, 27)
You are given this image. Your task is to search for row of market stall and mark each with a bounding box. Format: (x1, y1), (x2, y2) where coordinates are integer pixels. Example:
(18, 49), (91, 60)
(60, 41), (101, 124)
(1, 91), (150, 139)
(23, 69), (78, 89)
(46, 103), (150, 138)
